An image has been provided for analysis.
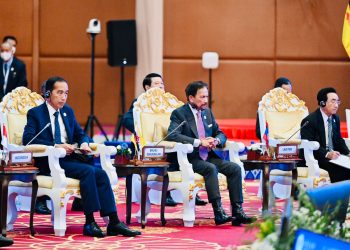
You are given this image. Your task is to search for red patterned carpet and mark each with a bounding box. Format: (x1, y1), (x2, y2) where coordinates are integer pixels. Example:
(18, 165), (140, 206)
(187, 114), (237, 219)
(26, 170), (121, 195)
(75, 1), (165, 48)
(4, 180), (287, 249)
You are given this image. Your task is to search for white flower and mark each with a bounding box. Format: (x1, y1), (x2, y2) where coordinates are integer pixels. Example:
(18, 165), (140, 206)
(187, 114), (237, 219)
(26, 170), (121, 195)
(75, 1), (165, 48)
(116, 145), (121, 150)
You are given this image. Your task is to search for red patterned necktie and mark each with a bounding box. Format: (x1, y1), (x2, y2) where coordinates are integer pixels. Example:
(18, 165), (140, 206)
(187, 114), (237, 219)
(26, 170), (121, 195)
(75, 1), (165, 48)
(196, 110), (208, 160)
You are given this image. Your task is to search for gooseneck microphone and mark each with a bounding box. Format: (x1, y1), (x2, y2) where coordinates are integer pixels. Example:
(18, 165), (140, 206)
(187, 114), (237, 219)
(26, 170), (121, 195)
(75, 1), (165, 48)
(283, 120), (309, 144)
(25, 123), (51, 146)
(155, 121), (186, 146)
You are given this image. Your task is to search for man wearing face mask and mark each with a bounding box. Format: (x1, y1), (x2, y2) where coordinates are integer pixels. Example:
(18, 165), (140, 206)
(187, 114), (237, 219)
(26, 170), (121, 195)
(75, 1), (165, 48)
(0, 41), (27, 100)
(167, 81), (256, 226)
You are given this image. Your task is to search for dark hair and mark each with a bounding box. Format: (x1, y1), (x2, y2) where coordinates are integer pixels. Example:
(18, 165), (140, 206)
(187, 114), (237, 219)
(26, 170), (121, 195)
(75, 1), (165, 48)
(185, 81), (208, 101)
(3, 35), (17, 45)
(142, 73), (162, 91)
(317, 87), (337, 105)
(45, 76), (67, 93)
(274, 77), (292, 88)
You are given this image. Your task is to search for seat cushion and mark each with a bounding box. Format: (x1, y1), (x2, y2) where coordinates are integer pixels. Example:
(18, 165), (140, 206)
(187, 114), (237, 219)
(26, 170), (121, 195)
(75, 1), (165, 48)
(9, 175), (80, 189)
(148, 171), (228, 190)
(270, 167), (330, 178)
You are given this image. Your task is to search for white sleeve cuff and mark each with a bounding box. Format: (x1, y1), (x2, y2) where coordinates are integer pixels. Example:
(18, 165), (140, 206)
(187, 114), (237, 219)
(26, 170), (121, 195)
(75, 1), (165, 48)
(194, 139), (201, 147)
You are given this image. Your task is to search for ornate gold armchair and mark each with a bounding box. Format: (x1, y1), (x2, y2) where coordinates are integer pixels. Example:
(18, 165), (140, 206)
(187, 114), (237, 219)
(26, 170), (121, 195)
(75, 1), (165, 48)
(132, 88), (245, 226)
(1, 87), (117, 236)
(257, 88), (330, 197)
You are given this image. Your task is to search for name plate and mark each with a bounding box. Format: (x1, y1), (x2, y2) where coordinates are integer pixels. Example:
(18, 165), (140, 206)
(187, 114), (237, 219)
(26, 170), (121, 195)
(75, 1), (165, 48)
(142, 146), (165, 160)
(8, 151), (33, 165)
(276, 143), (298, 160)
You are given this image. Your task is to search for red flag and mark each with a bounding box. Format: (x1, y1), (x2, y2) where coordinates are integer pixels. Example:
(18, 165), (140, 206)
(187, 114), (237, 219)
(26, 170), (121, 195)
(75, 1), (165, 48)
(1, 124), (8, 150)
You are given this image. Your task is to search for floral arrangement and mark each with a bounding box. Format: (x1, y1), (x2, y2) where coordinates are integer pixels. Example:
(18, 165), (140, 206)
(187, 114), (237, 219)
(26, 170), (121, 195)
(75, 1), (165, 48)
(249, 191), (350, 250)
(115, 143), (132, 164)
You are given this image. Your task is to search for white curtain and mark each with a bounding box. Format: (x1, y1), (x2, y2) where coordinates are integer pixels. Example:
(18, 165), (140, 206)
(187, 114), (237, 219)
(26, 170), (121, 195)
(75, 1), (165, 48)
(135, 0), (163, 96)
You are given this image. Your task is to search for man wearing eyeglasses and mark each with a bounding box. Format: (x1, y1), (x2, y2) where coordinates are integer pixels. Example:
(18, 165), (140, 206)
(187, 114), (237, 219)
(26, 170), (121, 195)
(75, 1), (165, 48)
(301, 87), (350, 182)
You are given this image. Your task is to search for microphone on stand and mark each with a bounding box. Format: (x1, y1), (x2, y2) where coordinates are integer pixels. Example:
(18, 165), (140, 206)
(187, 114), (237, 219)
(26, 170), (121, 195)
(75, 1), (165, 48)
(25, 123), (51, 146)
(283, 121), (309, 144)
(155, 121), (186, 146)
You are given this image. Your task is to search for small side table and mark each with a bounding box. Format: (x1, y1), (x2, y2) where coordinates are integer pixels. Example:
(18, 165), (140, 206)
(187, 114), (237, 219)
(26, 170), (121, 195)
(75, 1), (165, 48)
(243, 160), (298, 215)
(0, 168), (38, 236)
(113, 164), (169, 228)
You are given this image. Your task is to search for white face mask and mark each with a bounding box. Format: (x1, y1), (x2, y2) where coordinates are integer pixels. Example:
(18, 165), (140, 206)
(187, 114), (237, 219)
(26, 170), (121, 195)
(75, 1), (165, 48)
(1, 51), (12, 61)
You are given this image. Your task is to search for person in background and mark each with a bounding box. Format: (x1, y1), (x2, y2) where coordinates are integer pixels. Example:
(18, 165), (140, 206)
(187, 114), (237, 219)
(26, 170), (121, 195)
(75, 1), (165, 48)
(23, 76), (141, 237)
(168, 80), (256, 226)
(301, 87), (350, 183)
(255, 77), (293, 140)
(0, 40), (27, 100)
(122, 73), (208, 207)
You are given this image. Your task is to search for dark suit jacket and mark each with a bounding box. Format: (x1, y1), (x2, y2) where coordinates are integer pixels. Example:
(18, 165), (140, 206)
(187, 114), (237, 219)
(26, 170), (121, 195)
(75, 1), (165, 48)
(0, 57), (28, 99)
(23, 103), (90, 174)
(300, 108), (349, 162)
(122, 98), (137, 133)
(167, 104), (226, 160)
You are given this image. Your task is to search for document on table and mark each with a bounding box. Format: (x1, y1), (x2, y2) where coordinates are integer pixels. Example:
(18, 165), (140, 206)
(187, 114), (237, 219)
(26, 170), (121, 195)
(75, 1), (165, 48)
(330, 154), (350, 170)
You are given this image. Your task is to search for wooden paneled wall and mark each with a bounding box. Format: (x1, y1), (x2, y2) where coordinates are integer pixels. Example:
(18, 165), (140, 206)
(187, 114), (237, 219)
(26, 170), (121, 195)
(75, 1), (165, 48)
(0, 0), (136, 124)
(1, 0), (350, 125)
(163, 0), (350, 120)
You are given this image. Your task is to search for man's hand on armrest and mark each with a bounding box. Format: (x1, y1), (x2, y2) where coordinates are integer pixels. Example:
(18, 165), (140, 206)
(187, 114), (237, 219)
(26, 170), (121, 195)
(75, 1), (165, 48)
(55, 143), (76, 155)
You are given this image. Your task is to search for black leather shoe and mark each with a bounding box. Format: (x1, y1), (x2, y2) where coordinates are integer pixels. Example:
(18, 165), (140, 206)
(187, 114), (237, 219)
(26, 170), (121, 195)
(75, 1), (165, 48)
(214, 209), (232, 225)
(195, 195), (208, 206)
(35, 200), (51, 215)
(0, 235), (13, 247)
(212, 199), (232, 225)
(71, 197), (84, 211)
(83, 222), (105, 238)
(165, 192), (177, 207)
(107, 222), (141, 237)
(232, 204), (257, 226)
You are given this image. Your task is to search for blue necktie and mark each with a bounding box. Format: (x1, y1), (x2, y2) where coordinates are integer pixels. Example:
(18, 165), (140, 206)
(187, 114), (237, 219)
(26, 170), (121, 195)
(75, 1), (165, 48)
(197, 110), (208, 160)
(327, 117), (333, 151)
(54, 111), (62, 144)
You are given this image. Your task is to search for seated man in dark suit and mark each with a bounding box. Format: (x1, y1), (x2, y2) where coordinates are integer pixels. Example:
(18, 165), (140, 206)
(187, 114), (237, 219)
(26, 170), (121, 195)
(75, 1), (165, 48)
(167, 80), (256, 226)
(23, 76), (141, 237)
(0, 41), (27, 100)
(123, 73), (207, 206)
(301, 87), (350, 182)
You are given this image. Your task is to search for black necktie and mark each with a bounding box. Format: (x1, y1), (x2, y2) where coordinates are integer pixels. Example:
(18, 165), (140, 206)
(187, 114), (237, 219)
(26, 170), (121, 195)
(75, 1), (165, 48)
(54, 111), (62, 144)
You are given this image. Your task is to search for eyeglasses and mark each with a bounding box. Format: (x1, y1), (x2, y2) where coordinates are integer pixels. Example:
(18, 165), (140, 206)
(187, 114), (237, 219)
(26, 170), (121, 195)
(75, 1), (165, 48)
(328, 99), (341, 105)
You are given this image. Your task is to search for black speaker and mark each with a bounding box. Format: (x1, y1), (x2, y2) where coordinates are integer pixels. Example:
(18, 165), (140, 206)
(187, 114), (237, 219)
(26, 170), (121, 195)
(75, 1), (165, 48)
(107, 20), (137, 66)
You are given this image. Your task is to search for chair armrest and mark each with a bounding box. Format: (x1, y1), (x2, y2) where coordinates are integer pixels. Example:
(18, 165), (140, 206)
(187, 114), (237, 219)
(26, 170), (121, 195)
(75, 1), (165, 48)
(165, 142), (195, 182)
(221, 140), (246, 180)
(24, 145), (68, 189)
(300, 139), (320, 177)
(93, 144), (118, 186)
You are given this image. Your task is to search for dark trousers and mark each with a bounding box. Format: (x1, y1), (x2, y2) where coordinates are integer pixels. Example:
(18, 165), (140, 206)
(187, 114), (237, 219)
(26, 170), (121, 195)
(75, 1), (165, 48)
(190, 154), (243, 204)
(319, 160), (350, 183)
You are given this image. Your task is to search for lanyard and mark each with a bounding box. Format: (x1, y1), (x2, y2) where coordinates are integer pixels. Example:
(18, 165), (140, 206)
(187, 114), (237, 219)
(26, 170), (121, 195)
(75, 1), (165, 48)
(3, 63), (10, 93)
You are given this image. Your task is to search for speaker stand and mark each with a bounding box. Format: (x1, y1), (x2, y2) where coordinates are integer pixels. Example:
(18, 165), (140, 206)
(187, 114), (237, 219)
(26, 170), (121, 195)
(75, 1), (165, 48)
(84, 33), (109, 141)
(112, 65), (126, 141)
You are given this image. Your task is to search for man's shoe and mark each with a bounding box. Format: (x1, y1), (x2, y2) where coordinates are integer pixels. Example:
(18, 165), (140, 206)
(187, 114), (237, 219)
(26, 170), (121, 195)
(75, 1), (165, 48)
(83, 222), (105, 238)
(35, 200), (51, 215)
(232, 203), (257, 226)
(214, 209), (232, 225)
(107, 222), (141, 237)
(165, 193), (177, 207)
(0, 235), (13, 247)
(195, 195), (208, 206)
(71, 197), (84, 211)
(212, 199), (232, 225)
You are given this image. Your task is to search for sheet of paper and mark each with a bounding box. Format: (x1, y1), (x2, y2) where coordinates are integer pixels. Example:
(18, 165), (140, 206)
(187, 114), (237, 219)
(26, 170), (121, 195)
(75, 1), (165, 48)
(330, 154), (350, 170)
